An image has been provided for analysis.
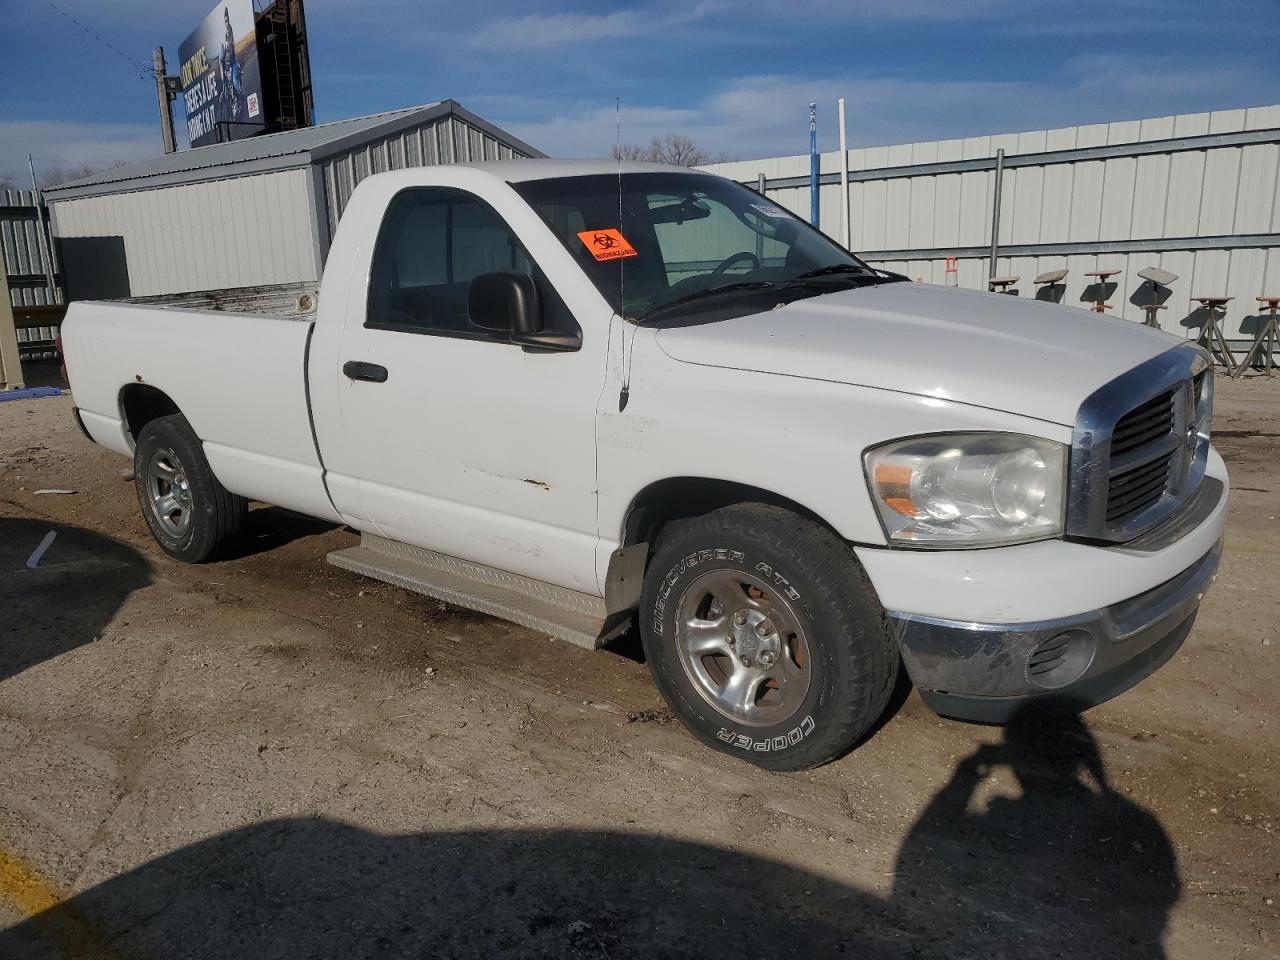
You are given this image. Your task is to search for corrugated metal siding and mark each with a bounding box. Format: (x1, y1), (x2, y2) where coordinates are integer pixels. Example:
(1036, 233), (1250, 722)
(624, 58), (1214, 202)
(320, 115), (531, 240)
(50, 169), (321, 297)
(1, 189), (60, 307)
(706, 105), (1280, 340)
(1, 189), (62, 348)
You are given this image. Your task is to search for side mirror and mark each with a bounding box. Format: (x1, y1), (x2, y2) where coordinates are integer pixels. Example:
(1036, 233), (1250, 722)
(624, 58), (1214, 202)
(468, 271), (581, 352)
(469, 271), (541, 336)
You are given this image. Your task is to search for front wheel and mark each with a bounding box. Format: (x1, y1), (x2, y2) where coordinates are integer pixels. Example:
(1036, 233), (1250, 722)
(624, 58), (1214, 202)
(133, 413), (246, 563)
(639, 503), (899, 771)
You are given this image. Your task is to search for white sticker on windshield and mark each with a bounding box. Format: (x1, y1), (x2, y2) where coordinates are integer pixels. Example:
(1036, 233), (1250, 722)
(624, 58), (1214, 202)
(751, 202), (790, 219)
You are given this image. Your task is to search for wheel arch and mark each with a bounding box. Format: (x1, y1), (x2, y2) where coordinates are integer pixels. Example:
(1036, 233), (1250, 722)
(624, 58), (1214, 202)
(620, 476), (839, 553)
(118, 383), (183, 443)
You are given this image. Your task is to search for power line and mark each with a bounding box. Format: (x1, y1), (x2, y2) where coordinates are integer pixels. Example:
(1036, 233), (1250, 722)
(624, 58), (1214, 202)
(43, 0), (152, 80)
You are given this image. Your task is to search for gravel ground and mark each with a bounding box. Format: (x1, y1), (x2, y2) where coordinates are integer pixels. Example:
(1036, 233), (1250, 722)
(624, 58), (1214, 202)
(0, 366), (1276, 959)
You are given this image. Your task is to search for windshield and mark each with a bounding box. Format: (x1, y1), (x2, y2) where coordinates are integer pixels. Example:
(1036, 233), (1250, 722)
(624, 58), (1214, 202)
(513, 172), (888, 322)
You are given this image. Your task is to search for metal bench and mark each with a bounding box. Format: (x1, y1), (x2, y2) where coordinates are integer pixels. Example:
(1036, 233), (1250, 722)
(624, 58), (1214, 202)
(1136, 267), (1177, 329)
(1191, 296), (1237, 375)
(1236, 296), (1280, 378)
(1034, 268), (1068, 303)
(1084, 269), (1121, 313)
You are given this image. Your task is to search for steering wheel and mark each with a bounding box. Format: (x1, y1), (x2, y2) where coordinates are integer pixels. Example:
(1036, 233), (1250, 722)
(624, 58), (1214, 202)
(711, 251), (761, 277)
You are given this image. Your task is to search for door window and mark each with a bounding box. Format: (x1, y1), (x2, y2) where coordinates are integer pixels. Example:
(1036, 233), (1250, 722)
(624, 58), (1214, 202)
(367, 188), (536, 337)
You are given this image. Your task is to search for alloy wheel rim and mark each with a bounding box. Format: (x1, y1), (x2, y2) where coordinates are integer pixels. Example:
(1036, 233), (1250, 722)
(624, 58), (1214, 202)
(674, 569), (812, 727)
(145, 447), (193, 538)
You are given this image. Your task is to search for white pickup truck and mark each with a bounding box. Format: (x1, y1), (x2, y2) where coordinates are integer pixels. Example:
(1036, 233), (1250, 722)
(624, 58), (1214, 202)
(63, 160), (1227, 770)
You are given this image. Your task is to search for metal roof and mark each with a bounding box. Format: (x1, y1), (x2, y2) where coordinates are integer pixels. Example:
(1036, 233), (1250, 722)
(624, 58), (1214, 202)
(460, 158), (710, 182)
(45, 100), (543, 201)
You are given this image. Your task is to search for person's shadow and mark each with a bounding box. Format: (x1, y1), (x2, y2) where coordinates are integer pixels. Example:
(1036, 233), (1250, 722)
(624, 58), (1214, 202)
(891, 702), (1179, 959)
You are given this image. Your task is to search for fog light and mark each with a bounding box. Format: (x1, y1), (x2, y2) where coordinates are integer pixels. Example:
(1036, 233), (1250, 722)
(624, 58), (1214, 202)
(1026, 629), (1096, 690)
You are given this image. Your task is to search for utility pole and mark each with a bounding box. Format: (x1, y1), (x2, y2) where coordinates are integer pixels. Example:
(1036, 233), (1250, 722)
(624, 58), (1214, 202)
(988, 148), (1005, 281)
(837, 97), (850, 249)
(27, 156), (58, 304)
(153, 47), (177, 154)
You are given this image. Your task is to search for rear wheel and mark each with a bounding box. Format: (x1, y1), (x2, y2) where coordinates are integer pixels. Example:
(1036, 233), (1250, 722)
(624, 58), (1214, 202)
(640, 503), (898, 771)
(133, 413), (246, 563)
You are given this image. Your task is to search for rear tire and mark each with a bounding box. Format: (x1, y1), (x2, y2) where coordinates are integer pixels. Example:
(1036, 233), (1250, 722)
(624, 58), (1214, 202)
(639, 503), (898, 771)
(133, 413), (246, 563)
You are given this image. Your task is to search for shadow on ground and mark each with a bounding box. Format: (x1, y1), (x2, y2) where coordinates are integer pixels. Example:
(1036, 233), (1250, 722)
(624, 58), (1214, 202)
(892, 705), (1179, 958)
(0, 704), (1179, 959)
(0, 517), (151, 683)
(221, 505), (340, 561)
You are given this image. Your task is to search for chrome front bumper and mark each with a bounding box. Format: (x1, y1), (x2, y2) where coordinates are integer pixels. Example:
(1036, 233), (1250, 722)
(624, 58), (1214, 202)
(889, 539), (1222, 723)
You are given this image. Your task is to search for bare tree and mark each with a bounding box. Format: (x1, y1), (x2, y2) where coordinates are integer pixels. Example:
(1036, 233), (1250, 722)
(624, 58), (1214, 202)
(610, 142), (653, 162)
(37, 162), (128, 189)
(611, 134), (735, 167)
(1, 160), (131, 193)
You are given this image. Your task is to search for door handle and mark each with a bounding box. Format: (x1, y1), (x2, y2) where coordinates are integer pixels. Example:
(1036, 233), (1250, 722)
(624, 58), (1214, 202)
(343, 360), (388, 383)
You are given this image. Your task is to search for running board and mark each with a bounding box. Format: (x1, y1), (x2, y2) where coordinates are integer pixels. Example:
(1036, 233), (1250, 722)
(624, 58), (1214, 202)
(326, 534), (610, 649)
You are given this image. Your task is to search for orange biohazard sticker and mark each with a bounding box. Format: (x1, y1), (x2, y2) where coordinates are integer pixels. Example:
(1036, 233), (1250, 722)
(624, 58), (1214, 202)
(577, 228), (637, 262)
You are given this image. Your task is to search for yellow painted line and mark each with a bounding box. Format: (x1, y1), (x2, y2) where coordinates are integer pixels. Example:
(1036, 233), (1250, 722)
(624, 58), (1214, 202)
(0, 846), (63, 916)
(0, 843), (127, 959)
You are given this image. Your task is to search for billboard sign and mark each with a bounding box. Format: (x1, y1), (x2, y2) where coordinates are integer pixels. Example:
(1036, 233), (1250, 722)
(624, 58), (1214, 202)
(178, 1), (263, 148)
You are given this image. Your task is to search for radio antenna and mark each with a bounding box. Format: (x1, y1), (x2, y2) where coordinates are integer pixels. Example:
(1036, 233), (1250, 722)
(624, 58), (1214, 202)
(617, 96), (633, 412)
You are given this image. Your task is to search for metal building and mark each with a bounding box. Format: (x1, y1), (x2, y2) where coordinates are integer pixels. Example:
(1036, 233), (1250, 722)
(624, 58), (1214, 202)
(1, 189), (63, 387)
(42, 100), (542, 300)
(705, 104), (1280, 342)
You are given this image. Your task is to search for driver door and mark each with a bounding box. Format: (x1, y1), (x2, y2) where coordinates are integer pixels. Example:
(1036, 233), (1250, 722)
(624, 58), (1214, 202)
(331, 187), (606, 595)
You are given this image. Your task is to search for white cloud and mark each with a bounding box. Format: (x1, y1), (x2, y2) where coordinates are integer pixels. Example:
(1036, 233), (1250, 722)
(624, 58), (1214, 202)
(0, 121), (157, 185)
(472, 2), (725, 49)
(494, 57), (1275, 161)
(736, 0), (1015, 18)
(498, 101), (703, 158)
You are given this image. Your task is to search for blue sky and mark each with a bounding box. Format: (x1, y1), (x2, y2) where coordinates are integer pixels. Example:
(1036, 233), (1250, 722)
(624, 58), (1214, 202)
(1, 0), (1278, 182)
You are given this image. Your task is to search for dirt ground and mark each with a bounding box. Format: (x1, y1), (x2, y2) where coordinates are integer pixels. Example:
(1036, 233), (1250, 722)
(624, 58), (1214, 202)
(0, 365), (1276, 959)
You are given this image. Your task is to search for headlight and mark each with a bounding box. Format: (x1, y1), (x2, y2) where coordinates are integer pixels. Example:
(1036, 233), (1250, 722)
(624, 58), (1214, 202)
(865, 433), (1066, 547)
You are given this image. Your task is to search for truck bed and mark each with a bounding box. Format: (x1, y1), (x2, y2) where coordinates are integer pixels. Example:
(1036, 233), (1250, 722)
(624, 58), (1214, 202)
(61, 296), (339, 524)
(122, 281), (319, 320)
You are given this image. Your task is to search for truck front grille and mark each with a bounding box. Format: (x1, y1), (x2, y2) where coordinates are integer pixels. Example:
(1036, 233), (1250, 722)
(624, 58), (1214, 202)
(1104, 388), (1177, 523)
(1106, 451), (1174, 522)
(1109, 390), (1174, 456)
(1067, 344), (1211, 544)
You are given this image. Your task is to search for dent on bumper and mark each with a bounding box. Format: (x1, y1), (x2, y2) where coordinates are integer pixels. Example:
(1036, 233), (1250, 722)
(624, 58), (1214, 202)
(890, 540), (1221, 723)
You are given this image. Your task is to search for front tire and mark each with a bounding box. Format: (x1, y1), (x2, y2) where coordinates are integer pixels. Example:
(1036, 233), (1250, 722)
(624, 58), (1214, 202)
(133, 413), (246, 563)
(639, 503), (898, 771)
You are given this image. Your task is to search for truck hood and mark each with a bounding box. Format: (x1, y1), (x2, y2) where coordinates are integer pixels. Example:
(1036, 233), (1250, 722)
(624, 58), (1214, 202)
(654, 281), (1181, 426)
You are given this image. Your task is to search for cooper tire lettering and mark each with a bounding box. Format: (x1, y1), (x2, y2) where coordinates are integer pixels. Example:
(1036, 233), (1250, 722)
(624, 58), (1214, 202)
(713, 716), (817, 753)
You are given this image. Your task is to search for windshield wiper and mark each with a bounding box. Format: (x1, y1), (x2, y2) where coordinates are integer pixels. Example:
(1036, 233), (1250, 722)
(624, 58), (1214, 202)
(789, 263), (872, 281)
(783, 264), (908, 295)
(638, 281), (777, 322)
